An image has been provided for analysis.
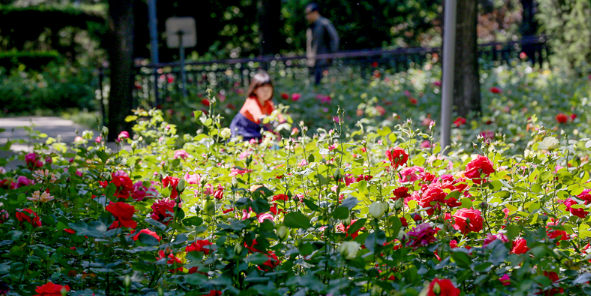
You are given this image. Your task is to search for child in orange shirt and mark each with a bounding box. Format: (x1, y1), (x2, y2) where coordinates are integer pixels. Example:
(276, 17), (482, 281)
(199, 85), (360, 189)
(230, 71), (277, 141)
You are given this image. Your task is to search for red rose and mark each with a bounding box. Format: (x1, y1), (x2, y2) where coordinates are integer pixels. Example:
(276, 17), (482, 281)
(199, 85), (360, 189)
(213, 185), (224, 200)
(511, 238), (529, 254)
(186, 240), (214, 255)
(203, 290), (221, 296)
(201, 99), (210, 107)
(392, 187), (410, 200)
(570, 113), (577, 121)
(16, 208), (41, 228)
(133, 229), (161, 241)
(280, 93), (289, 100)
(272, 194), (289, 201)
(34, 282), (70, 296)
(106, 202), (137, 229)
(409, 97), (417, 105)
(157, 250), (183, 273)
(489, 87), (502, 94)
(453, 117), (466, 127)
(150, 198), (176, 225)
(555, 113), (568, 124)
(257, 251), (279, 271)
(64, 228), (76, 234)
(427, 278), (460, 296)
(563, 198), (588, 218)
(464, 155), (495, 184)
(400, 217), (408, 227)
(111, 174), (134, 199)
(418, 182), (447, 215)
(163, 176), (180, 198)
(386, 147), (408, 168)
(452, 208), (483, 234)
(336, 219), (365, 239)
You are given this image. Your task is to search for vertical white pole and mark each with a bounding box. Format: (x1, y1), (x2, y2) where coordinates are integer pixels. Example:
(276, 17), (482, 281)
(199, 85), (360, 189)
(440, 0), (457, 155)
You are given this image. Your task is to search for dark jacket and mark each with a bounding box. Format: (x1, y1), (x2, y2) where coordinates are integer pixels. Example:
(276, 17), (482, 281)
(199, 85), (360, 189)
(306, 16), (339, 67)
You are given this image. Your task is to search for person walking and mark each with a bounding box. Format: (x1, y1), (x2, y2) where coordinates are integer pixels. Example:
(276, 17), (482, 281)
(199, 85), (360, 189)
(305, 3), (339, 85)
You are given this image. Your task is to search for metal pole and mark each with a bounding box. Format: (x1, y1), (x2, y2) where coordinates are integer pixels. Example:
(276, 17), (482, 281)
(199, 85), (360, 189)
(148, 0), (160, 106)
(440, 0), (457, 155)
(178, 31), (188, 98)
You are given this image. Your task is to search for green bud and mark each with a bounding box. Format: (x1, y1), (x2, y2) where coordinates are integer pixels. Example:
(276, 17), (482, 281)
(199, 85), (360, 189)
(234, 242), (243, 254)
(177, 178), (186, 193)
(432, 282), (441, 295)
(205, 200), (215, 216)
(277, 225), (289, 240)
(101, 126), (109, 137)
(123, 275), (131, 287)
(131, 141), (138, 150)
(157, 286), (164, 296)
(371, 285), (382, 296)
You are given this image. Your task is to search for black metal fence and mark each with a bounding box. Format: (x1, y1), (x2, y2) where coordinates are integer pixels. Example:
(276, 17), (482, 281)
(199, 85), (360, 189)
(98, 36), (548, 109)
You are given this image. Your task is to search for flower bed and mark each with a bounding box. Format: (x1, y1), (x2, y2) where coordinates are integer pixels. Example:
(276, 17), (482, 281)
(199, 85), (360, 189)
(1, 100), (591, 295)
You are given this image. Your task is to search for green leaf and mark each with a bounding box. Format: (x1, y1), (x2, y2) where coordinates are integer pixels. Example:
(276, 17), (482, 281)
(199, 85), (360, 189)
(303, 199), (320, 211)
(388, 216), (402, 238)
(105, 182), (117, 198)
(347, 219), (367, 236)
(125, 115), (138, 122)
(332, 206), (349, 219)
(138, 233), (160, 246)
(451, 251), (472, 269)
(284, 212), (312, 229)
(183, 216), (203, 227)
(246, 253), (269, 265)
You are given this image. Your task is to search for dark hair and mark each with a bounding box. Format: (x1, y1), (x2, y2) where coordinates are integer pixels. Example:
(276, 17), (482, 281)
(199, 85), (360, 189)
(306, 3), (319, 13)
(246, 71), (274, 99)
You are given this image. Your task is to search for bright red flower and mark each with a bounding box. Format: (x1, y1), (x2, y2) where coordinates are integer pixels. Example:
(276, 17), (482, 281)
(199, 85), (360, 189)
(106, 202), (137, 229)
(201, 99), (210, 107)
(257, 251), (280, 271)
(202, 291), (221, 296)
(570, 113), (577, 121)
(132, 229), (161, 241)
(157, 250), (183, 273)
(392, 187), (410, 200)
(64, 228), (76, 234)
(150, 198), (176, 225)
(16, 208), (41, 228)
(34, 282), (70, 296)
(452, 208), (483, 234)
(280, 93), (289, 100)
(111, 174), (134, 199)
(213, 185), (224, 200)
(563, 198), (588, 218)
(409, 97), (418, 105)
(386, 147), (408, 168)
(555, 113), (568, 124)
(418, 182), (447, 215)
(162, 176), (180, 198)
(453, 117), (466, 127)
(336, 219), (365, 239)
(511, 238), (529, 254)
(186, 240), (214, 255)
(272, 194), (289, 201)
(489, 87), (502, 94)
(427, 278), (460, 296)
(464, 155), (495, 184)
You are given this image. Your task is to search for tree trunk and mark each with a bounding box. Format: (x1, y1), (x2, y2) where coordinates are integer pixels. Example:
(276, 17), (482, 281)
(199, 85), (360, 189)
(453, 0), (481, 118)
(258, 0), (281, 56)
(107, 0), (134, 141)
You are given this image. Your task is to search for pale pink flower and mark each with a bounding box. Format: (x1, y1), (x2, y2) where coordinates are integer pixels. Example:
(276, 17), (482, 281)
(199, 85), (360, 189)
(298, 159), (308, 167)
(184, 173), (201, 185)
(118, 131), (130, 139)
(174, 149), (190, 160)
(113, 170), (128, 177)
(230, 168), (252, 177)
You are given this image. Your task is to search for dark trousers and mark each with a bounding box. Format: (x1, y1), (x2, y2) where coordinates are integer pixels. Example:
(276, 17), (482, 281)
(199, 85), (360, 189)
(310, 64), (326, 85)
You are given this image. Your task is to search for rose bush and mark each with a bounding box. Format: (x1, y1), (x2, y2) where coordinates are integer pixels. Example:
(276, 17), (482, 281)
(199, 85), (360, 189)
(1, 80), (591, 295)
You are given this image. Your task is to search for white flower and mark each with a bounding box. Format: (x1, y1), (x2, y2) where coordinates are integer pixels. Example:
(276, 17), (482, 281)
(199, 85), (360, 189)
(369, 201), (388, 219)
(0, 167), (6, 174)
(339, 241), (360, 260)
(220, 128), (232, 139)
(538, 136), (560, 150)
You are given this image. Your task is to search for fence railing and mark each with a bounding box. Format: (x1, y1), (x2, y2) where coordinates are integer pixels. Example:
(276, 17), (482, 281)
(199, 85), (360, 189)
(98, 36), (548, 110)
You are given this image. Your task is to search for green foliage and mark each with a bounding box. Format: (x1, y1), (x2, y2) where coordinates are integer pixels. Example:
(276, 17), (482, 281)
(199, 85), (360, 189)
(536, 0), (591, 70)
(0, 50), (60, 70)
(0, 62), (98, 114)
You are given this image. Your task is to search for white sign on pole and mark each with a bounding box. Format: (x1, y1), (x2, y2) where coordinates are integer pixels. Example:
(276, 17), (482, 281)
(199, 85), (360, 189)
(165, 17), (197, 48)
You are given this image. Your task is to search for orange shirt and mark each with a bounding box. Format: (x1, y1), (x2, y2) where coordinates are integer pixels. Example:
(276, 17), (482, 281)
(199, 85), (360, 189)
(239, 97), (275, 124)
